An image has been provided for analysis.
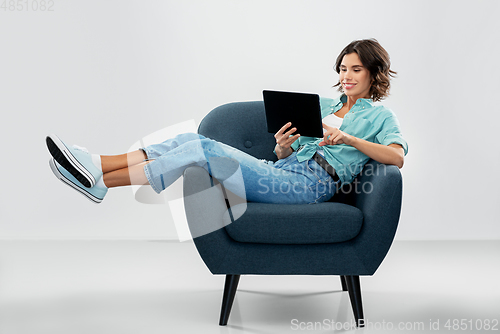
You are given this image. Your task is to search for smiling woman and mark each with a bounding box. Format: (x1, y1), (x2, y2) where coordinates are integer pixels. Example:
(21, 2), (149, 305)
(45, 38), (407, 205)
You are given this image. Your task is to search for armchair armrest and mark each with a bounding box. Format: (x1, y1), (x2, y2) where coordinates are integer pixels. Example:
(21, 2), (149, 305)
(339, 160), (403, 273)
(183, 166), (236, 273)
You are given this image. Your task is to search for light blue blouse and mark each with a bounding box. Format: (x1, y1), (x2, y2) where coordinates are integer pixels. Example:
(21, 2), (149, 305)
(289, 94), (408, 185)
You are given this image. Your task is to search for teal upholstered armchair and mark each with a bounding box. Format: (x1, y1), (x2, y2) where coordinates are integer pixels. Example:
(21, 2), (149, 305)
(183, 101), (403, 327)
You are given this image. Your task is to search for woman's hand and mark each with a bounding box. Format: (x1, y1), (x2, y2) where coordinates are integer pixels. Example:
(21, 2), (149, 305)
(319, 123), (354, 146)
(319, 123), (405, 168)
(275, 122), (300, 159)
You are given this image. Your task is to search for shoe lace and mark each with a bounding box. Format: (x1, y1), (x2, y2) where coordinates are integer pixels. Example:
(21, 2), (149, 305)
(72, 145), (89, 153)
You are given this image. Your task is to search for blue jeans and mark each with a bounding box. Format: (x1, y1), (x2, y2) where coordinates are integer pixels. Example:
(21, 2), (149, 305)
(143, 133), (338, 204)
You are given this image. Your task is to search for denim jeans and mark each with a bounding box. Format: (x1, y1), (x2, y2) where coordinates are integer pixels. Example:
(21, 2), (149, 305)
(143, 133), (338, 204)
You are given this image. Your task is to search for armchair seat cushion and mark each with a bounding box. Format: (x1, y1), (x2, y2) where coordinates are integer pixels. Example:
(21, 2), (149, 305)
(224, 202), (363, 244)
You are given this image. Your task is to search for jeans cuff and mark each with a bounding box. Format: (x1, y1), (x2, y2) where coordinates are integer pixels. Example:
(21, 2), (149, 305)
(143, 162), (162, 194)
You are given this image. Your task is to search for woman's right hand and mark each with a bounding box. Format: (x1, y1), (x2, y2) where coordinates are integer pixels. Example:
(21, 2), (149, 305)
(274, 122), (300, 159)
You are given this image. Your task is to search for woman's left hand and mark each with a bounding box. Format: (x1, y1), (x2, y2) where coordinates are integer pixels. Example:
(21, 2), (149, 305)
(318, 123), (355, 146)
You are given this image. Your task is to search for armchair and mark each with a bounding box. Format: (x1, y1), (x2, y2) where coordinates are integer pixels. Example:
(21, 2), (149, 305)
(182, 101), (403, 327)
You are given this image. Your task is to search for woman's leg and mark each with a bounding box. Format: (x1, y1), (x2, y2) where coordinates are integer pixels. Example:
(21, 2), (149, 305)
(102, 161), (150, 188)
(48, 132), (336, 203)
(99, 133), (206, 188)
(99, 150), (150, 188)
(101, 150), (147, 173)
(143, 135), (337, 204)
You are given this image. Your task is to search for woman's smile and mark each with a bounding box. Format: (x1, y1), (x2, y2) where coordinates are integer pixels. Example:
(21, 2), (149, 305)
(342, 82), (357, 90)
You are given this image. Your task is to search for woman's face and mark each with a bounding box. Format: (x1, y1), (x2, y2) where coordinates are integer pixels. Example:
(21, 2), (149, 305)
(339, 52), (372, 100)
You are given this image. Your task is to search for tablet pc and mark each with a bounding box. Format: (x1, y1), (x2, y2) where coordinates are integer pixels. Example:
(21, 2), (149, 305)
(263, 90), (323, 138)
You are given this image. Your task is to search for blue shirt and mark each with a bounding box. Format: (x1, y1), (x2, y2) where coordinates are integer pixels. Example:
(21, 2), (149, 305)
(289, 94), (408, 185)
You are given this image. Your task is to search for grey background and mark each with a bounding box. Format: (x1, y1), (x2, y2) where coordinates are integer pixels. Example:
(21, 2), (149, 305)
(1, 0), (499, 240)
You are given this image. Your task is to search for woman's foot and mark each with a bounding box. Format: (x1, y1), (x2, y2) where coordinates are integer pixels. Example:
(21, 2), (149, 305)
(46, 134), (102, 188)
(49, 158), (107, 204)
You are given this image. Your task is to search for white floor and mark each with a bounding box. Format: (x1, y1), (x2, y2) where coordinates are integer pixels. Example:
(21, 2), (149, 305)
(0, 240), (499, 334)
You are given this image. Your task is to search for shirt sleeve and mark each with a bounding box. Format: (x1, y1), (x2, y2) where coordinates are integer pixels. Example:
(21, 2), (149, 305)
(375, 113), (409, 155)
(291, 138), (300, 151)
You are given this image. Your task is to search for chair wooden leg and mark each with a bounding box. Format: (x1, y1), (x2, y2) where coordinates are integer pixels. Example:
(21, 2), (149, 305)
(219, 274), (240, 326)
(344, 275), (365, 327)
(340, 275), (348, 291)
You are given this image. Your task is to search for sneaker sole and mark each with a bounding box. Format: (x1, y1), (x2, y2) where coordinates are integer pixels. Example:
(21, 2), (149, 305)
(49, 159), (102, 204)
(46, 134), (95, 188)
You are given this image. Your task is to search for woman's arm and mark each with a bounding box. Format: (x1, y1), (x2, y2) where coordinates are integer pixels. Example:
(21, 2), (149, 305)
(349, 140), (404, 168)
(320, 124), (405, 168)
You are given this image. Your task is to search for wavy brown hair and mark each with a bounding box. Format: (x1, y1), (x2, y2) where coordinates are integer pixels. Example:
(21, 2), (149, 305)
(333, 39), (396, 102)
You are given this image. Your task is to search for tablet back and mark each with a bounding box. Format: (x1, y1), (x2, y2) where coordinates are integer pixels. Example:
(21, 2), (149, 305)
(263, 90), (323, 138)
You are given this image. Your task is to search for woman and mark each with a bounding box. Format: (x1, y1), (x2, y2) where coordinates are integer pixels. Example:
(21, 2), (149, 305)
(46, 39), (407, 204)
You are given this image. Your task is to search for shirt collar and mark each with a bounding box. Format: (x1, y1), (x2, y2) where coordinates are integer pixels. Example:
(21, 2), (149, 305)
(339, 94), (374, 107)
